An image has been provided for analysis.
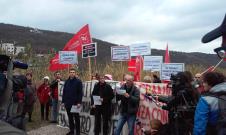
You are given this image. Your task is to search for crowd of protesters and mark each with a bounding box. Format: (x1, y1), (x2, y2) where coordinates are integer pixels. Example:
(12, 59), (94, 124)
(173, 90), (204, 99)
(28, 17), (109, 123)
(2, 68), (226, 135)
(6, 71), (62, 124)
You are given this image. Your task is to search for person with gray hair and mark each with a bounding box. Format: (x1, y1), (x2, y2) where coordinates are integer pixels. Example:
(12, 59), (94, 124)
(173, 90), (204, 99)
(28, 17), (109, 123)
(115, 74), (140, 135)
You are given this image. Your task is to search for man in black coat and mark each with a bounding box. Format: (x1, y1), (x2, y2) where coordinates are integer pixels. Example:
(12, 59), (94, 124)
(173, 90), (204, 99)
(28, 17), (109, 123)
(62, 68), (83, 135)
(91, 75), (114, 135)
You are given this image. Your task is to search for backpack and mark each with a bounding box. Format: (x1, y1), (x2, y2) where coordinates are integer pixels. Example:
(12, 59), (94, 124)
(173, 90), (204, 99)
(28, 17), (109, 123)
(207, 92), (226, 135)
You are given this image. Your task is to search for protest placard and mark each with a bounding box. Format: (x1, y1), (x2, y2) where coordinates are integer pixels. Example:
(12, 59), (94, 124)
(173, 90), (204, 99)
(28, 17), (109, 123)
(59, 51), (78, 64)
(82, 43), (97, 58)
(111, 46), (130, 61)
(130, 42), (151, 56)
(161, 63), (185, 80)
(143, 56), (163, 71)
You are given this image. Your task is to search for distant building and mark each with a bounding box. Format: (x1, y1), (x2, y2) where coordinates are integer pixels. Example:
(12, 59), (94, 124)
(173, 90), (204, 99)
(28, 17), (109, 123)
(15, 46), (25, 55)
(29, 28), (42, 34)
(0, 42), (25, 55)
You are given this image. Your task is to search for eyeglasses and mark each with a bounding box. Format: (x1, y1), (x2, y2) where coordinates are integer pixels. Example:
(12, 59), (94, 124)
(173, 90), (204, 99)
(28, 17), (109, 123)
(214, 46), (226, 59)
(70, 72), (75, 73)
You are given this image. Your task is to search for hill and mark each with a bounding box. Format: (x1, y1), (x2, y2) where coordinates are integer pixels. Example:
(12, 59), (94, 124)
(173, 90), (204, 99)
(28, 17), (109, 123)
(0, 23), (225, 68)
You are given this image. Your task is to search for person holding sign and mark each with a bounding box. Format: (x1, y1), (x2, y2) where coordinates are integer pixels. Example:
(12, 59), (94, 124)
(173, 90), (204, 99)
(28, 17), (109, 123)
(91, 75), (114, 135)
(62, 68), (83, 135)
(115, 74), (140, 135)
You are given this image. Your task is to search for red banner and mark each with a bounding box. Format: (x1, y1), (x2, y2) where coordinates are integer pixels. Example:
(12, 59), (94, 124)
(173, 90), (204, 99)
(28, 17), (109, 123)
(49, 54), (69, 71)
(128, 58), (136, 72)
(63, 24), (92, 53)
(49, 24), (92, 71)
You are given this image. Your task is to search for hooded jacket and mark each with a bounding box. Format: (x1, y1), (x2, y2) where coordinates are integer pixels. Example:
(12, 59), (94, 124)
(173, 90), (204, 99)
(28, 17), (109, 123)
(194, 82), (226, 135)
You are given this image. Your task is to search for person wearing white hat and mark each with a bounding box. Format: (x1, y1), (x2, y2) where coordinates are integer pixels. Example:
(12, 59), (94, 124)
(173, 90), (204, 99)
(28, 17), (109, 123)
(37, 76), (50, 121)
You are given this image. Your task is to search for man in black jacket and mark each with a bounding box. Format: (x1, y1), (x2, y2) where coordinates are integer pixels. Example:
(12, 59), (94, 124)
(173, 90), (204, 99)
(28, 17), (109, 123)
(91, 75), (114, 135)
(50, 71), (62, 123)
(115, 74), (140, 135)
(62, 68), (83, 135)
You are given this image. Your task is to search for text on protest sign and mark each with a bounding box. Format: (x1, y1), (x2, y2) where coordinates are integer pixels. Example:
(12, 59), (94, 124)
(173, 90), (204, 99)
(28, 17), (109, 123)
(143, 56), (163, 71)
(130, 42), (151, 56)
(59, 51), (78, 64)
(58, 80), (170, 135)
(161, 63), (185, 80)
(82, 43), (97, 58)
(111, 46), (130, 61)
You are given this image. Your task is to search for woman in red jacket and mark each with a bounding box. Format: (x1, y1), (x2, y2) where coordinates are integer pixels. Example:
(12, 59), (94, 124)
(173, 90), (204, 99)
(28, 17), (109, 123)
(37, 76), (50, 121)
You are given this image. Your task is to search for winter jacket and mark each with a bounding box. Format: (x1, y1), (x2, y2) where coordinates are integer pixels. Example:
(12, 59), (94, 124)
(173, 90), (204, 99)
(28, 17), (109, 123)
(37, 83), (50, 104)
(62, 77), (83, 108)
(24, 84), (36, 105)
(50, 80), (60, 100)
(117, 84), (140, 114)
(91, 82), (114, 106)
(193, 82), (226, 135)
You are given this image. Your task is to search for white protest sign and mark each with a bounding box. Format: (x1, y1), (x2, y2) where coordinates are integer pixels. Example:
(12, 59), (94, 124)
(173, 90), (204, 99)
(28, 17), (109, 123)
(111, 46), (130, 61)
(70, 105), (82, 113)
(143, 56), (163, 71)
(93, 96), (102, 105)
(130, 42), (151, 56)
(59, 51), (78, 64)
(161, 63), (185, 80)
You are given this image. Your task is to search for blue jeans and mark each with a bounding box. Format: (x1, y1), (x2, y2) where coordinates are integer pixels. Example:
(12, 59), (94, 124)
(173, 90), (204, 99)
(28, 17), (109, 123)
(51, 99), (58, 121)
(114, 113), (136, 135)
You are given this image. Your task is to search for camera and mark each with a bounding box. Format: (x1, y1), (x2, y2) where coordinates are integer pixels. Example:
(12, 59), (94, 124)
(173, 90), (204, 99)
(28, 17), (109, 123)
(156, 72), (196, 135)
(0, 55), (28, 131)
(0, 55), (28, 95)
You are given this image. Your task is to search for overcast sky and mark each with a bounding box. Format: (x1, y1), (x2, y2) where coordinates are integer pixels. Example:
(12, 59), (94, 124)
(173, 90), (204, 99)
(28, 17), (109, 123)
(0, 0), (225, 54)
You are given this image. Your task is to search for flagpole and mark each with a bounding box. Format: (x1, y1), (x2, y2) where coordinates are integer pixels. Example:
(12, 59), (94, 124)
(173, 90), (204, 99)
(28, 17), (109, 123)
(88, 57), (92, 80)
(68, 64), (70, 73)
(201, 58), (223, 75)
(212, 58), (223, 71)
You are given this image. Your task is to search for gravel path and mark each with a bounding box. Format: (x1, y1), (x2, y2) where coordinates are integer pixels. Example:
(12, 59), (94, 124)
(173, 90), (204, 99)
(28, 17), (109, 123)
(27, 124), (86, 135)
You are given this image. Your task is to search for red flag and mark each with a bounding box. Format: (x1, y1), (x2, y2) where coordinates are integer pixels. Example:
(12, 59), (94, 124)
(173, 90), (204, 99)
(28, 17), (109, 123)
(128, 59), (136, 72)
(48, 24), (92, 71)
(63, 24), (92, 53)
(207, 66), (215, 72)
(164, 44), (170, 63)
(49, 54), (70, 71)
(134, 56), (143, 81)
(128, 56), (143, 81)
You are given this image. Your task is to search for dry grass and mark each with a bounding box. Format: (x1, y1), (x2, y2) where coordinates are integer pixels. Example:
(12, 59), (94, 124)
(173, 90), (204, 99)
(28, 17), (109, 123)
(21, 54), (225, 131)
(26, 102), (50, 131)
